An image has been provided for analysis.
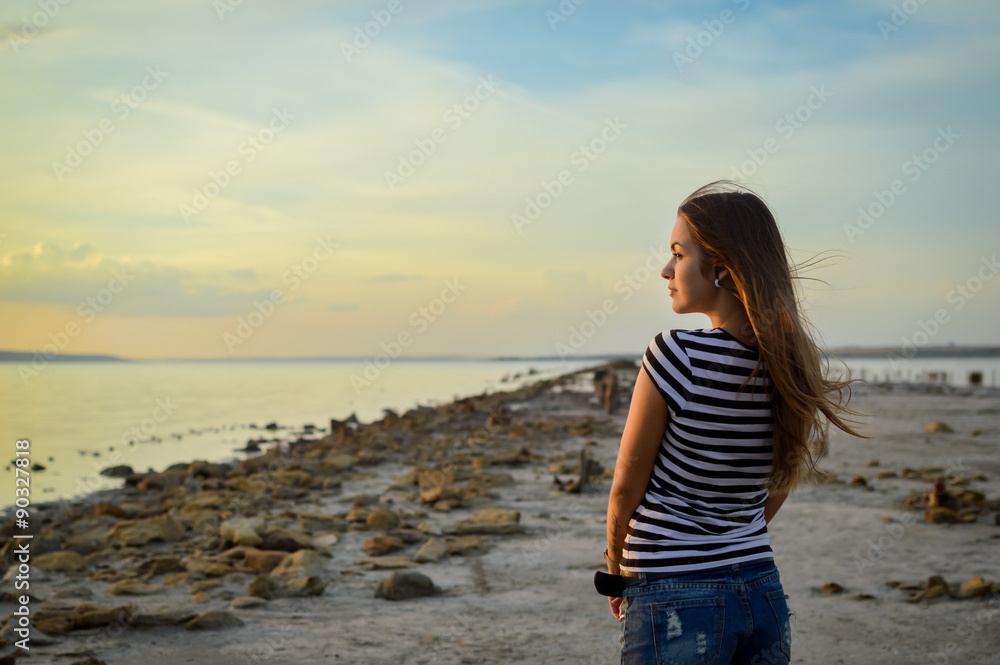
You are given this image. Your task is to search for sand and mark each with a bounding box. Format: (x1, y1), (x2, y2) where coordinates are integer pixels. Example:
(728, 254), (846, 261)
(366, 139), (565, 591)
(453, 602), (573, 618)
(1, 367), (999, 664)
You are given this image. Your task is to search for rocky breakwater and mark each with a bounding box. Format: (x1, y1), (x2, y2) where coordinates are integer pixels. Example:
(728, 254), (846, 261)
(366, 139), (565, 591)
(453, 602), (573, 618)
(0, 362), (630, 662)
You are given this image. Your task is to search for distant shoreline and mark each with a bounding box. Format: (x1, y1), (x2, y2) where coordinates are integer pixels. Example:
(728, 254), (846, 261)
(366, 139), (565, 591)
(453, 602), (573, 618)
(3, 346), (1000, 363)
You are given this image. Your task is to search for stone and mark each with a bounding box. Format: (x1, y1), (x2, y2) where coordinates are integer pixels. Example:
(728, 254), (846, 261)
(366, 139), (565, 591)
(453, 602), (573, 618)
(850, 475), (867, 487)
(243, 549), (289, 574)
(412, 538), (448, 563)
(876, 470), (898, 479)
(925, 421), (953, 433)
(185, 610), (245, 630)
(355, 556), (419, 570)
(230, 596), (268, 609)
(71, 604), (136, 628)
(35, 614), (74, 635)
(190, 579), (222, 594)
(313, 533), (340, 548)
(34, 550), (86, 573)
(362, 535), (405, 556)
(279, 576), (329, 597)
(448, 508), (523, 535)
(191, 591), (212, 603)
(259, 527), (314, 552)
(132, 606), (199, 627)
(925, 507), (962, 524)
(271, 549), (326, 581)
(108, 515), (185, 547)
(819, 582), (845, 595)
(445, 535), (488, 555)
(100, 464), (134, 477)
(366, 508), (401, 531)
(419, 485), (465, 505)
(910, 576), (950, 602)
(136, 556), (186, 577)
(959, 575), (992, 599)
(374, 571), (441, 600)
(220, 517), (266, 547)
(297, 512), (347, 533)
(107, 579), (161, 596)
(249, 575), (278, 599)
(93, 502), (131, 519)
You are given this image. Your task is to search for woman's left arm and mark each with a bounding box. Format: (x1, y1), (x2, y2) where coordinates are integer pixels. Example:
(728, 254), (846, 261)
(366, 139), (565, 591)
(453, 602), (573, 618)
(606, 367), (669, 567)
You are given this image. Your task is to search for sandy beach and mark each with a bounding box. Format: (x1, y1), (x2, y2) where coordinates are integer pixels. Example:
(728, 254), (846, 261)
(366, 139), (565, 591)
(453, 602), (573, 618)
(2, 363), (999, 665)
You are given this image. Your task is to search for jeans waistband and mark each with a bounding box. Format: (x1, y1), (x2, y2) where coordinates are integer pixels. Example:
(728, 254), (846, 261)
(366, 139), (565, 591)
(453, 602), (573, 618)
(622, 558), (776, 586)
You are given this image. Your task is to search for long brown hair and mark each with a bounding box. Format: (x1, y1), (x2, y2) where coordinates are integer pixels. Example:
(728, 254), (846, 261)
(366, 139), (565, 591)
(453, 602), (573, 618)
(678, 180), (869, 493)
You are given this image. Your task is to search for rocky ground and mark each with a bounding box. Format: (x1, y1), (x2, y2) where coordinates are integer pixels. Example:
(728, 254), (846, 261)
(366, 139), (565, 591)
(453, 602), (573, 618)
(1, 364), (999, 664)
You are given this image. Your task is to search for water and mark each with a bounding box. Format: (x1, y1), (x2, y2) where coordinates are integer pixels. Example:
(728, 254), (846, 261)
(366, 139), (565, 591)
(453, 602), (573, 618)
(826, 356), (1000, 388)
(0, 359), (604, 510)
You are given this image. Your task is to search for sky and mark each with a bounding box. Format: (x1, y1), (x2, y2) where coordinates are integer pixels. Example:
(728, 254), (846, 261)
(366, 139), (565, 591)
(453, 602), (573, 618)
(0, 0), (997, 359)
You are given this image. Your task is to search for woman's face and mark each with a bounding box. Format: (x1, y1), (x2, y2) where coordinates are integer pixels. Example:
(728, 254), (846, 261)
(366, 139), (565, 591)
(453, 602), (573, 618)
(661, 214), (715, 315)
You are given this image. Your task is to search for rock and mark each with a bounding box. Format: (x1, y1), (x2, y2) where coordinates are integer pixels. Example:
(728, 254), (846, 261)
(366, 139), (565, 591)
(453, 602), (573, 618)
(188, 460), (230, 478)
(93, 502), (131, 519)
(231, 596), (268, 609)
(185, 610), (245, 630)
(819, 582), (845, 595)
(926, 507), (962, 524)
(190, 579), (222, 594)
(72, 603), (136, 628)
(850, 475), (867, 487)
(191, 591), (212, 603)
(362, 535), (405, 556)
(420, 485), (465, 505)
(279, 576), (328, 597)
(220, 517), (266, 547)
(35, 614), (74, 635)
(136, 556), (186, 577)
(445, 535), (488, 555)
(34, 550), (86, 573)
(297, 512), (347, 533)
(54, 586), (94, 599)
(374, 571), (441, 600)
(108, 515), (185, 547)
(313, 533), (340, 548)
(259, 527), (314, 552)
(271, 549), (326, 581)
(355, 556), (419, 570)
(132, 606), (199, 626)
(243, 549), (289, 574)
(108, 579), (162, 596)
(925, 421), (953, 433)
(100, 465), (134, 477)
(448, 508), (523, 535)
(910, 576), (950, 602)
(959, 575), (992, 599)
(249, 575), (278, 599)
(412, 538), (448, 563)
(366, 508), (401, 531)
(876, 470), (898, 479)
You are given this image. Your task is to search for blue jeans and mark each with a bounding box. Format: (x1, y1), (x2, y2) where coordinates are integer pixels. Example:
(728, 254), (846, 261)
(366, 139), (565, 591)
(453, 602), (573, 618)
(619, 559), (791, 665)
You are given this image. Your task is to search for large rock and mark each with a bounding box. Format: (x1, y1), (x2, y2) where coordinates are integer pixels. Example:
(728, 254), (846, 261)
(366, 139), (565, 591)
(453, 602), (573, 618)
(259, 527), (314, 552)
(447, 508), (523, 535)
(108, 579), (162, 596)
(108, 515), (185, 547)
(34, 550), (86, 573)
(362, 535), (404, 556)
(270, 549), (325, 581)
(243, 549), (289, 574)
(412, 538), (447, 563)
(366, 508), (400, 531)
(71, 603), (136, 628)
(186, 610), (245, 630)
(280, 576), (328, 597)
(374, 571), (440, 600)
(220, 517), (266, 547)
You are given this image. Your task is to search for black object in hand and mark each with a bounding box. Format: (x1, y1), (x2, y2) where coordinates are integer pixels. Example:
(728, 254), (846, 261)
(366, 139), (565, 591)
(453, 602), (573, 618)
(594, 570), (627, 597)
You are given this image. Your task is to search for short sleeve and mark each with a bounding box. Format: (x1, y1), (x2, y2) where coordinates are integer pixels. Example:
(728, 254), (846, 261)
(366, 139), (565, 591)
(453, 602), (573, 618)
(641, 329), (694, 416)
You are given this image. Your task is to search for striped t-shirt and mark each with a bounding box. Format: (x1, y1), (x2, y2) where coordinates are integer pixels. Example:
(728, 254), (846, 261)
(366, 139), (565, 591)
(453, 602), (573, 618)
(620, 327), (776, 574)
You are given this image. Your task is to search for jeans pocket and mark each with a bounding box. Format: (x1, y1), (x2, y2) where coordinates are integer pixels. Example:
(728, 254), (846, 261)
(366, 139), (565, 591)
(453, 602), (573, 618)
(650, 596), (725, 665)
(764, 589), (792, 661)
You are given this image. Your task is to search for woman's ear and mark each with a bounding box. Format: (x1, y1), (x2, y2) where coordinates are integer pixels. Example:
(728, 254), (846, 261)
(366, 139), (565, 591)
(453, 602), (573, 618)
(715, 267), (730, 284)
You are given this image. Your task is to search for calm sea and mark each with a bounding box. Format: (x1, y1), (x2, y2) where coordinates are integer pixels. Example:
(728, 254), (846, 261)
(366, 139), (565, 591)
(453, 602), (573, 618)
(0, 359), (603, 510)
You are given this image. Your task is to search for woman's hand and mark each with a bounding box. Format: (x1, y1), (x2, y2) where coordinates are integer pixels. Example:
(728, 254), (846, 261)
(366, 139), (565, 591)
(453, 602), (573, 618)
(609, 596), (624, 622)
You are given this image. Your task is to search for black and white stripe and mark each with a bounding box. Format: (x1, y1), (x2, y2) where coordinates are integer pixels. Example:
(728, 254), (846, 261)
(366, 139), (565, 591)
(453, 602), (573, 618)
(620, 328), (776, 573)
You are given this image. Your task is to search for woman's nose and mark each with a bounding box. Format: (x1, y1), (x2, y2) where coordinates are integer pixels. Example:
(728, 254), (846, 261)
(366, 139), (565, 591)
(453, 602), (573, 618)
(661, 264), (671, 279)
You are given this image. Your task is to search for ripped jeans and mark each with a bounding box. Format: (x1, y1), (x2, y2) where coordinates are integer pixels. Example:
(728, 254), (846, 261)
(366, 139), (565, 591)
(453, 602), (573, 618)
(619, 559), (791, 665)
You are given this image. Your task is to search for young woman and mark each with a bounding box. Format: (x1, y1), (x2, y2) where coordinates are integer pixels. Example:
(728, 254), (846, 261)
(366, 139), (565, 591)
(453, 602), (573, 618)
(604, 181), (866, 664)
